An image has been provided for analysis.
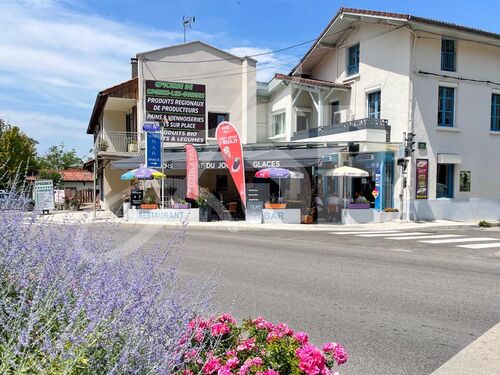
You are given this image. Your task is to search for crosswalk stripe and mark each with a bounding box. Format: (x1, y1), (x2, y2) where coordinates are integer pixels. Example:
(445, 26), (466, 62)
(331, 230), (401, 235)
(456, 242), (500, 249)
(419, 237), (497, 244)
(358, 232), (429, 237)
(389, 234), (463, 240)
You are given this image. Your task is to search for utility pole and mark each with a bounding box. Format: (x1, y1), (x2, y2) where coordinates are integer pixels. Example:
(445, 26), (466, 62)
(182, 16), (196, 43)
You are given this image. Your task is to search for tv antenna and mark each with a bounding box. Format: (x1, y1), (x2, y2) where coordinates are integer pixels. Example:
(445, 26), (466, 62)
(182, 16), (196, 43)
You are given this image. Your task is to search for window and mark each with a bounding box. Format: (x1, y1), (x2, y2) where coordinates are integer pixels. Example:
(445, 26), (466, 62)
(346, 44), (359, 76)
(438, 87), (455, 127)
(296, 112), (310, 132)
(208, 112), (229, 138)
(272, 112), (285, 136)
(441, 39), (456, 72)
(437, 164), (454, 198)
(331, 101), (340, 125)
(367, 91), (381, 119)
(491, 94), (500, 131)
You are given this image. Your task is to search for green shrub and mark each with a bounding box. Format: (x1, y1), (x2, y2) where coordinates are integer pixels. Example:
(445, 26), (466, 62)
(478, 220), (492, 228)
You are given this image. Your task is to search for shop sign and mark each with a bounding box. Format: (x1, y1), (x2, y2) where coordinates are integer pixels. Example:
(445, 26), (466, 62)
(145, 80), (206, 144)
(415, 159), (429, 199)
(34, 179), (54, 211)
(216, 121), (246, 207)
(146, 132), (162, 168)
(185, 144), (199, 199)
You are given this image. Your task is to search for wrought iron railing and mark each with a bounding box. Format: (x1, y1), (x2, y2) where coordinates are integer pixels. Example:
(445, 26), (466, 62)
(95, 130), (144, 154)
(291, 118), (390, 141)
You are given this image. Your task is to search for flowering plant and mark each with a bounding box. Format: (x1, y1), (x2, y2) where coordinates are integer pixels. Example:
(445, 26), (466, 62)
(176, 314), (347, 375)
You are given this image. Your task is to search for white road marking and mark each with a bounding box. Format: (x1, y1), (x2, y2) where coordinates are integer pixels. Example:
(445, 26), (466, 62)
(389, 234), (462, 240)
(419, 237), (497, 244)
(358, 232), (430, 237)
(331, 230), (401, 235)
(456, 242), (500, 249)
(387, 249), (413, 253)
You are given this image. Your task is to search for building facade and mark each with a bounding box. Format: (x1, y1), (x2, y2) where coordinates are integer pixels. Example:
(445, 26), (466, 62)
(87, 8), (500, 221)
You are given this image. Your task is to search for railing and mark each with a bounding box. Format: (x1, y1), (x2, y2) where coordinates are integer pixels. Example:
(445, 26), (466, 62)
(95, 130), (144, 154)
(291, 118), (390, 141)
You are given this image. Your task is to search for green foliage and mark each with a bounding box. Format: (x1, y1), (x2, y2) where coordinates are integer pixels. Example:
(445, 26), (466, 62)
(478, 220), (492, 228)
(0, 119), (38, 189)
(38, 143), (83, 171)
(38, 169), (63, 187)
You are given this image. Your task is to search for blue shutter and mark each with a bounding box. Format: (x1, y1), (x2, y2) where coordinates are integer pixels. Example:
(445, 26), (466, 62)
(347, 44), (359, 76)
(438, 87), (455, 127)
(492, 94), (500, 131)
(441, 39), (456, 72)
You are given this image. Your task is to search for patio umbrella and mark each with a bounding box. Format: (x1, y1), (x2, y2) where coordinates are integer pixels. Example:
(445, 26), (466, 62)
(120, 166), (165, 180)
(255, 167), (304, 200)
(328, 166), (369, 208)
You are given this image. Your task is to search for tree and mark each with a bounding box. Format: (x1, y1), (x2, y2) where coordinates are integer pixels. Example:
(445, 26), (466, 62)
(0, 118), (38, 189)
(38, 143), (83, 171)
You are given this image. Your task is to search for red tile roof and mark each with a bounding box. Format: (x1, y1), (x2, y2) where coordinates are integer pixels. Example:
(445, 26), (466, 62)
(59, 170), (94, 182)
(274, 73), (350, 89)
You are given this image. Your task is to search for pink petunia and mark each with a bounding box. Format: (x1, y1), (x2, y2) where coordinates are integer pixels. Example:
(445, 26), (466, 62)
(203, 358), (222, 374)
(218, 313), (237, 324)
(226, 356), (239, 368)
(294, 331), (309, 345)
(237, 338), (256, 351)
(211, 322), (231, 337)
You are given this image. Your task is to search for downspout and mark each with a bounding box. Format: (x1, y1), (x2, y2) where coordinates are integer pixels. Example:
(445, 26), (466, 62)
(403, 26), (417, 221)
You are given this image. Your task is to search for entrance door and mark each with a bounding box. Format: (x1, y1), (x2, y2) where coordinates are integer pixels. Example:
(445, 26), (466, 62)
(437, 164), (454, 198)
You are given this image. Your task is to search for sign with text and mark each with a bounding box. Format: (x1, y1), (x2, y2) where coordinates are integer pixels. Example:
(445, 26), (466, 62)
(185, 144), (199, 199)
(216, 121), (246, 207)
(415, 159), (429, 199)
(146, 132), (162, 168)
(145, 80), (206, 144)
(143, 122), (161, 132)
(34, 180), (54, 211)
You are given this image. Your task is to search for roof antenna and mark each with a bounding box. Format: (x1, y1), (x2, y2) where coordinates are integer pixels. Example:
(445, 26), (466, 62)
(182, 16), (196, 43)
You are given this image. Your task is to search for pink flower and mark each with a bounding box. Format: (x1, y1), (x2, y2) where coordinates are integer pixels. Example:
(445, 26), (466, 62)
(211, 322), (231, 337)
(203, 358), (222, 374)
(256, 370), (280, 375)
(217, 366), (233, 375)
(226, 356), (239, 368)
(237, 338), (256, 351)
(226, 350), (237, 357)
(296, 344), (326, 375)
(218, 313), (237, 324)
(294, 331), (309, 345)
(252, 316), (274, 330)
(238, 357), (263, 375)
(333, 344), (348, 365)
(184, 349), (198, 361)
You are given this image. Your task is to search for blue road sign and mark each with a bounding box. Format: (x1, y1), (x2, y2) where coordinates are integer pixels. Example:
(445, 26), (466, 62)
(146, 132), (162, 168)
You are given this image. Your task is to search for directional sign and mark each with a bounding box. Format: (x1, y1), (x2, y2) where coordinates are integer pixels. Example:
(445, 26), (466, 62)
(143, 122), (161, 132)
(146, 132), (162, 168)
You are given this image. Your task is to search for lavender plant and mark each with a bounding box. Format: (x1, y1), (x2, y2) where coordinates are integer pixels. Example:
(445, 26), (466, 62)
(0, 201), (213, 373)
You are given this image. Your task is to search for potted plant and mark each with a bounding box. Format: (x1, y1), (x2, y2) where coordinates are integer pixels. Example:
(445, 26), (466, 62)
(140, 195), (158, 209)
(172, 198), (190, 209)
(98, 138), (109, 151)
(196, 187), (210, 222)
(128, 140), (138, 153)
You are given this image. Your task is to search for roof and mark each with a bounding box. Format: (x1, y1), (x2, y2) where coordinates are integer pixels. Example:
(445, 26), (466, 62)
(59, 170), (94, 182)
(273, 73), (350, 89)
(291, 7), (500, 75)
(137, 40), (258, 63)
(87, 78), (138, 134)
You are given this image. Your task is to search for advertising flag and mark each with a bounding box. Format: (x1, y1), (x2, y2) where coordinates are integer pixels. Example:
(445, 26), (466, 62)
(185, 144), (199, 200)
(215, 121), (246, 207)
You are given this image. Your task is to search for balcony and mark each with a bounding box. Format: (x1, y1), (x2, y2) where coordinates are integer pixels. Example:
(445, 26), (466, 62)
(94, 130), (144, 157)
(291, 118), (390, 142)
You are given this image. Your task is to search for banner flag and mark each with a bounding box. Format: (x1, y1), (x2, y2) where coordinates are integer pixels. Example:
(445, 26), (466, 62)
(185, 144), (199, 200)
(215, 121), (246, 207)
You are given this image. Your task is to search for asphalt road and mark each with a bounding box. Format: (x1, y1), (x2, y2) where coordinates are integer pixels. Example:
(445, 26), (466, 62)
(108, 225), (500, 375)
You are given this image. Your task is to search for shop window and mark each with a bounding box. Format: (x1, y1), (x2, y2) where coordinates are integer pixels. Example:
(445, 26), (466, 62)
(436, 164), (454, 198)
(346, 43), (359, 76)
(272, 112), (285, 136)
(367, 91), (381, 119)
(491, 94), (500, 131)
(441, 39), (456, 72)
(208, 113), (229, 138)
(331, 101), (340, 125)
(438, 87), (455, 127)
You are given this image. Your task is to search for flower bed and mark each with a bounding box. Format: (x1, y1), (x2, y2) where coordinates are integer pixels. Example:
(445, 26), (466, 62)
(176, 314), (348, 375)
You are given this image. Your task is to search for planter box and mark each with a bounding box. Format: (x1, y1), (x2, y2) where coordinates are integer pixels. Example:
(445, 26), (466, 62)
(140, 203), (158, 209)
(199, 207), (211, 222)
(265, 203), (287, 209)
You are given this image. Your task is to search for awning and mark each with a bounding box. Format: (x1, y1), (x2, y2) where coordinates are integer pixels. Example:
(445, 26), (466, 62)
(111, 147), (340, 170)
(437, 153), (462, 164)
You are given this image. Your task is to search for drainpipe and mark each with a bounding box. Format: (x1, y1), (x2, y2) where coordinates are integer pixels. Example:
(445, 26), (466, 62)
(404, 26), (417, 221)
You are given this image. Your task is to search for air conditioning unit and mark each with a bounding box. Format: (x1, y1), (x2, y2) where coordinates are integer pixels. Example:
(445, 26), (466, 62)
(333, 109), (352, 124)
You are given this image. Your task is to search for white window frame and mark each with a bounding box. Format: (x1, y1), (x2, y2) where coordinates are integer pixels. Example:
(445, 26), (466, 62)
(270, 110), (286, 137)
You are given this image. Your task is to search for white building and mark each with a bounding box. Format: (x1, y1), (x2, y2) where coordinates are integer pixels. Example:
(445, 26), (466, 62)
(87, 8), (500, 221)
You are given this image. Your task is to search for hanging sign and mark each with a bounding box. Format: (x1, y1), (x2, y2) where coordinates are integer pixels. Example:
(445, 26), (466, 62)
(415, 159), (429, 199)
(185, 144), (199, 200)
(216, 121), (246, 207)
(146, 131), (162, 168)
(145, 80), (206, 144)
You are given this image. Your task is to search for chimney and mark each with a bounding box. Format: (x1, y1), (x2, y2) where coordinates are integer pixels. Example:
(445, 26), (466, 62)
(131, 58), (138, 79)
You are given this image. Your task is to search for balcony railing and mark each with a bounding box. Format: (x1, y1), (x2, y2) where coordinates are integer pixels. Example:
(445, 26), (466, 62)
(291, 118), (390, 141)
(95, 130), (144, 154)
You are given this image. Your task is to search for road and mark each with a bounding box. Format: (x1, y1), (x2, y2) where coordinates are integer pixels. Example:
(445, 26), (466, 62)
(108, 224), (500, 375)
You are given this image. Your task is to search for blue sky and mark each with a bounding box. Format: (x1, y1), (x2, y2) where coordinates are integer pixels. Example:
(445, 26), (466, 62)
(0, 0), (498, 159)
